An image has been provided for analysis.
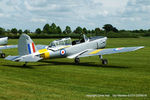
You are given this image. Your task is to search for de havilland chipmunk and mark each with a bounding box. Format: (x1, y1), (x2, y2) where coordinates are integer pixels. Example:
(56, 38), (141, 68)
(5, 34), (144, 66)
(0, 37), (17, 58)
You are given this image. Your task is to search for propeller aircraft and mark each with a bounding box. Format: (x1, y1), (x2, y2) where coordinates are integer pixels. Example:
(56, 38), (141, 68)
(5, 34), (144, 66)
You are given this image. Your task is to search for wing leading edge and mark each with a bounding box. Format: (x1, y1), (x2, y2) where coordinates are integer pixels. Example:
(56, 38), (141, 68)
(69, 46), (144, 58)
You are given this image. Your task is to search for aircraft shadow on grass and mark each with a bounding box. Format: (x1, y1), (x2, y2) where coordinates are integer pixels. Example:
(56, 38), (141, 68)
(39, 60), (129, 69)
(2, 60), (129, 69)
(2, 64), (34, 69)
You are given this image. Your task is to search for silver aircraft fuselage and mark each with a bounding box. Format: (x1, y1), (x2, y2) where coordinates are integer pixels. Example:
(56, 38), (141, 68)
(48, 37), (107, 59)
(8, 36), (108, 62)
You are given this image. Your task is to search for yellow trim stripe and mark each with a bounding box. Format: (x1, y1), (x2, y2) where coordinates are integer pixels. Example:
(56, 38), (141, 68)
(89, 49), (103, 55)
(38, 49), (48, 53)
(38, 49), (50, 59)
(59, 45), (71, 50)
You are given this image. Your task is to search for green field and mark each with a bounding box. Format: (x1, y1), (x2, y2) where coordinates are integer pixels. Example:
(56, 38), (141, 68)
(0, 37), (150, 100)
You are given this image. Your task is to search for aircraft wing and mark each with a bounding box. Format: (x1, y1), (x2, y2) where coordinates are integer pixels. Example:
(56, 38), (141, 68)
(68, 46), (144, 58)
(0, 45), (18, 50)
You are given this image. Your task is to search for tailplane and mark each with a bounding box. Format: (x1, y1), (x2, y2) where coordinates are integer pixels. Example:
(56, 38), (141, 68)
(5, 34), (41, 62)
(18, 34), (37, 56)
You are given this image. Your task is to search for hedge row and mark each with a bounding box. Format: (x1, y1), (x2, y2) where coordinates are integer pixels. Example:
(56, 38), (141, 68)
(1, 32), (150, 39)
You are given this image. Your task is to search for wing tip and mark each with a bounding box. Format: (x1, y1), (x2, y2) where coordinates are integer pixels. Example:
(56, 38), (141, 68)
(138, 46), (144, 49)
(134, 46), (144, 51)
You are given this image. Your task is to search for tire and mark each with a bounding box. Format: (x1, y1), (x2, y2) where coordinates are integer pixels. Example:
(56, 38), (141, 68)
(75, 58), (80, 64)
(102, 59), (108, 64)
(23, 64), (26, 67)
(72, 41), (76, 45)
(1, 53), (5, 58)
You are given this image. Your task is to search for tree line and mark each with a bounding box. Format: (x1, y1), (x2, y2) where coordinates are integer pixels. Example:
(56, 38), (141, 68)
(0, 23), (150, 38)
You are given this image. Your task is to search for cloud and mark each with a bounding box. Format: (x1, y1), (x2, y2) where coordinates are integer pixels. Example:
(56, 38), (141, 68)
(125, 0), (150, 14)
(0, 13), (4, 17)
(0, 0), (149, 31)
(31, 18), (47, 23)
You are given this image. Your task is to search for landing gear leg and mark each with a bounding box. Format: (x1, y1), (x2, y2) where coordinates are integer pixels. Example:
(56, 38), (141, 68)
(23, 62), (27, 67)
(99, 55), (108, 65)
(0, 53), (5, 58)
(74, 57), (80, 64)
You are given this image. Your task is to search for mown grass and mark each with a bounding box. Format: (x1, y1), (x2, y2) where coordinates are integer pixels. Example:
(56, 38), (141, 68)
(0, 37), (150, 100)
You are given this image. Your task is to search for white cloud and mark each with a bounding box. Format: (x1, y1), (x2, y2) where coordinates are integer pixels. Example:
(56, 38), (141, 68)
(0, 0), (149, 31)
(0, 13), (4, 17)
(121, 17), (141, 21)
(31, 18), (47, 23)
(98, 10), (109, 16)
(24, 1), (59, 11)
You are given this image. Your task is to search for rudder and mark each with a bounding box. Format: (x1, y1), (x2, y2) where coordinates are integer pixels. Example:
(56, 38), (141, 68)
(18, 34), (37, 56)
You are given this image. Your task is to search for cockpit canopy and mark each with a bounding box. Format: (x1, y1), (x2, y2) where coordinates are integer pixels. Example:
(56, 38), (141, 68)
(49, 37), (72, 47)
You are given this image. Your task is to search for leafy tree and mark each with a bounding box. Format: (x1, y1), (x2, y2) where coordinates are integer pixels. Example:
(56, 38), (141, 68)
(56, 26), (62, 34)
(49, 26), (53, 34)
(18, 29), (23, 34)
(0, 27), (5, 34)
(63, 31), (66, 34)
(35, 28), (42, 34)
(139, 29), (145, 33)
(112, 27), (118, 32)
(103, 24), (114, 33)
(11, 28), (17, 34)
(6, 29), (11, 34)
(51, 23), (58, 34)
(64, 26), (72, 34)
(43, 24), (50, 34)
(120, 29), (126, 32)
(51, 23), (57, 29)
(43, 23), (62, 34)
(74, 26), (83, 34)
(24, 29), (30, 34)
(87, 30), (91, 34)
(91, 30), (95, 34)
(133, 30), (140, 33)
(83, 27), (88, 34)
(95, 28), (101, 35)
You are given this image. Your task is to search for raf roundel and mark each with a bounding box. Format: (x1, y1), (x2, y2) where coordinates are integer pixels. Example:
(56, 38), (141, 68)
(60, 49), (66, 56)
(114, 48), (124, 51)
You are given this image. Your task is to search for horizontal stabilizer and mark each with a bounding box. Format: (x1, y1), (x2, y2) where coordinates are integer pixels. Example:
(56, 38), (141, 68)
(5, 56), (20, 61)
(0, 45), (47, 50)
(18, 55), (42, 62)
(0, 45), (17, 50)
(5, 55), (42, 62)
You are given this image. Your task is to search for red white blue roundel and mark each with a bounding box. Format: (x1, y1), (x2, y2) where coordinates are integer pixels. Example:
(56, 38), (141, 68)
(114, 48), (124, 51)
(60, 49), (66, 56)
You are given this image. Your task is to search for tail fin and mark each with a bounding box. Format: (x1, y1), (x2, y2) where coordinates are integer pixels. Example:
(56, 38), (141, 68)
(18, 34), (37, 56)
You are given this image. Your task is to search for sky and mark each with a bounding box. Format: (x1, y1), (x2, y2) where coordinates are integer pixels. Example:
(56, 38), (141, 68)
(0, 0), (150, 31)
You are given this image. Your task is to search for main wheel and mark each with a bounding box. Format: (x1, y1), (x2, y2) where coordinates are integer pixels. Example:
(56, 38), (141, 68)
(1, 53), (5, 58)
(102, 59), (108, 64)
(75, 58), (80, 64)
(23, 62), (27, 67)
(23, 64), (26, 67)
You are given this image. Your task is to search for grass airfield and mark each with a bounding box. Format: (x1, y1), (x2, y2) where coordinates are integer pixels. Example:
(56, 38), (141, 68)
(0, 37), (150, 100)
